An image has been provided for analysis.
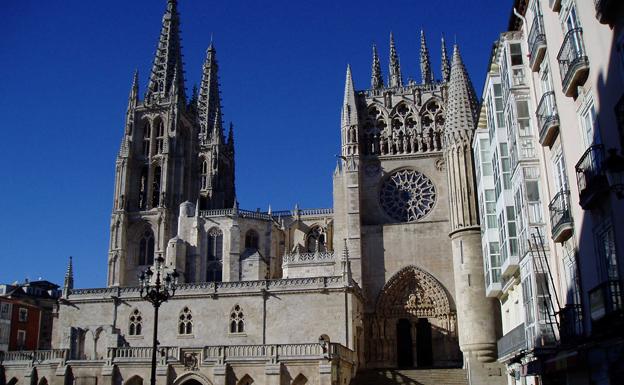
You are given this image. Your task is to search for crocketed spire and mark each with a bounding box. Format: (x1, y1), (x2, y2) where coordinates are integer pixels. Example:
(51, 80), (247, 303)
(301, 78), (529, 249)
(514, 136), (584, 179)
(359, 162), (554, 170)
(197, 42), (222, 136)
(342, 64), (358, 127)
(145, 0), (186, 101)
(420, 30), (434, 84)
(440, 35), (451, 82)
(388, 32), (403, 87)
(371, 43), (384, 89)
(62, 256), (74, 297)
(445, 45), (478, 134)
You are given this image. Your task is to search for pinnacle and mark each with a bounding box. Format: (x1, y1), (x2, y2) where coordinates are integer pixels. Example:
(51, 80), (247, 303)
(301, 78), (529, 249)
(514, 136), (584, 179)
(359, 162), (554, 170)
(388, 32), (403, 87)
(371, 43), (383, 89)
(420, 30), (434, 84)
(445, 44), (479, 134)
(441, 34), (451, 82)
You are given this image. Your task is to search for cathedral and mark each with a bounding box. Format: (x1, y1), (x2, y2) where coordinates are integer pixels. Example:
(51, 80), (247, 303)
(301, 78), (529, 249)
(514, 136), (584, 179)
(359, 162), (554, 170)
(1, 1), (506, 384)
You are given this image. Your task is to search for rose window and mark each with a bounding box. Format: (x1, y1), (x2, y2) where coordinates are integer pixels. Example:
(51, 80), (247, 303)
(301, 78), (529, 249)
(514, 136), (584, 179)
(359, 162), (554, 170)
(380, 170), (436, 222)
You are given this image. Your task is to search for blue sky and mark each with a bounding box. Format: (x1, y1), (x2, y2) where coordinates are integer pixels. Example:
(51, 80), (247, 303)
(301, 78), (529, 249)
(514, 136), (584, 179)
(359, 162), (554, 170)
(0, 0), (511, 288)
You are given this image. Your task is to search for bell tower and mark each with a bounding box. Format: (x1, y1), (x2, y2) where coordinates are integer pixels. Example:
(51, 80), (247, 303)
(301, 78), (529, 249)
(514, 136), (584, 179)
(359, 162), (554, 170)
(107, 0), (235, 287)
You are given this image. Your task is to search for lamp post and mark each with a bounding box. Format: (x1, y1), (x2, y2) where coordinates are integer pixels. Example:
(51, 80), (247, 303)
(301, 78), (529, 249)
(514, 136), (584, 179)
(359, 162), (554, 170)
(139, 256), (179, 385)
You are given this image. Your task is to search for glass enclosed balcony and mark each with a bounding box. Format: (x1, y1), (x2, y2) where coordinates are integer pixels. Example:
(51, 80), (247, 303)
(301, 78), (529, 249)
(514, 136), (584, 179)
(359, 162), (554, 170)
(575, 144), (609, 209)
(557, 28), (590, 97)
(536, 91), (560, 146)
(528, 15), (547, 71)
(548, 190), (573, 243)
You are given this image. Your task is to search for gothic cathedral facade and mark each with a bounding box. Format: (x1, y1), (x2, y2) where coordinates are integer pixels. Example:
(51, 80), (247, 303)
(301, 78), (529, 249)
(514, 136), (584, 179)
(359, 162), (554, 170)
(2, 2), (505, 385)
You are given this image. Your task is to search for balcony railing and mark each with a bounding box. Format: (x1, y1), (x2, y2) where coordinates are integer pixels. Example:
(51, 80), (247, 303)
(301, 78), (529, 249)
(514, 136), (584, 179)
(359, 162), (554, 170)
(549, 190), (573, 242)
(536, 91), (560, 146)
(575, 144), (609, 209)
(589, 280), (622, 321)
(557, 28), (590, 97)
(528, 15), (547, 71)
(559, 304), (584, 344)
(497, 323), (527, 360)
(595, 0), (624, 25)
(0, 349), (68, 363)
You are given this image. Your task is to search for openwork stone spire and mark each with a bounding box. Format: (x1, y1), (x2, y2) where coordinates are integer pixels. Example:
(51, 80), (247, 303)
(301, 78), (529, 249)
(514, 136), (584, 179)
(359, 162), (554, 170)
(388, 32), (403, 88)
(342, 64), (358, 127)
(63, 256), (74, 297)
(445, 45), (478, 135)
(371, 43), (384, 89)
(145, 0), (185, 101)
(440, 35), (451, 82)
(420, 30), (434, 84)
(197, 42), (222, 136)
(128, 70), (139, 110)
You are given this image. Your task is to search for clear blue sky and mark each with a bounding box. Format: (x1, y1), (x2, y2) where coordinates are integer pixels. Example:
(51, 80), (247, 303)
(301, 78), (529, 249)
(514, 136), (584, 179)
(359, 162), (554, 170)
(0, 0), (512, 288)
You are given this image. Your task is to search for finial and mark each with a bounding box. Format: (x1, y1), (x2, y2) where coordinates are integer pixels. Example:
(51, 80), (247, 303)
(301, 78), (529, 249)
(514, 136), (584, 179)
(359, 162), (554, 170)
(388, 32), (402, 87)
(420, 30), (434, 84)
(441, 34), (451, 82)
(371, 43), (383, 89)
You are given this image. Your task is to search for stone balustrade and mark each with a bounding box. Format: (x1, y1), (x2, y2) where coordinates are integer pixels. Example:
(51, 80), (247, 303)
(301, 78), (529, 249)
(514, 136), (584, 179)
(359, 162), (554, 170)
(107, 346), (179, 363)
(283, 251), (335, 264)
(0, 349), (68, 363)
(202, 343), (354, 363)
(199, 207), (333, 220)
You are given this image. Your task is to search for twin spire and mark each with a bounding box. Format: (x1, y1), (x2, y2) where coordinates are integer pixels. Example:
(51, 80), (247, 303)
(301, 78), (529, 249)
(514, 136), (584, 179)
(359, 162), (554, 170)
(197, 42), (224, 142)
(370, 30), (451, 89)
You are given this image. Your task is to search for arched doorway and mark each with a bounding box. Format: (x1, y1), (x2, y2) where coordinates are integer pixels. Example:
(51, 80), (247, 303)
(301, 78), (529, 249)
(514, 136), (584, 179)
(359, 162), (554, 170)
(368, 265), (460, 368)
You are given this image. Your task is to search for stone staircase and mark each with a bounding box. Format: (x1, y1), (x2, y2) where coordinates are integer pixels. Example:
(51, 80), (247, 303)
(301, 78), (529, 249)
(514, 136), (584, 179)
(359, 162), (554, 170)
(350, 368), (468, 385)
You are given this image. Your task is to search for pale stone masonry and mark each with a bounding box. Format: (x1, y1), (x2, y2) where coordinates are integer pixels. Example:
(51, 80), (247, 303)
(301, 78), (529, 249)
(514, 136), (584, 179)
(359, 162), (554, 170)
(1, 1), (509, 385)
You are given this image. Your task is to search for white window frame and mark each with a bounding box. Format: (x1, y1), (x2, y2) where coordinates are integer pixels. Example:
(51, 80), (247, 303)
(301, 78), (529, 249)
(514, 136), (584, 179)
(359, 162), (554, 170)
(18, 307), (28, 322)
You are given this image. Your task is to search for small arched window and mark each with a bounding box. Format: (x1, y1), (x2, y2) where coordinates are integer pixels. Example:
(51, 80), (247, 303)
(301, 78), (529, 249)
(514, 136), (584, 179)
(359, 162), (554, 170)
(156, 121), (165, 153)
(129, 309), (142, 336)
(206, 228), (223, 282)
(230, 305), (244, 333)
(244, 230), (259, 250)
(142, 122), (151, 158)
(200, 160), (209, 190)
(138, 228), (154, 266)
(152, 166), (162, 208)
(178, 307), (193, 335)
(306, 226), (327, 253)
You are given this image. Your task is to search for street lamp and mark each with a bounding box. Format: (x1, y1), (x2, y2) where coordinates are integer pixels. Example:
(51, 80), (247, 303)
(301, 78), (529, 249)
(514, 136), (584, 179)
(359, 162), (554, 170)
(139, 256), (179, 385)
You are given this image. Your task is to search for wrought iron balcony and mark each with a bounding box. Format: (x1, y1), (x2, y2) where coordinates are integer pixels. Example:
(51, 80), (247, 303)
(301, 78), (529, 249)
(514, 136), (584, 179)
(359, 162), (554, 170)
(557, 28), (589, 97)
(536, 91), (560, 146)
(497, 323), (527, 360)
(589, 280), (623, 331)
(575, 144), (609, 209)
(528, 15), (547, 71)
(549, 190), (573, 243)
(559, 304), (584, 345)
(595, 0), (624, 25)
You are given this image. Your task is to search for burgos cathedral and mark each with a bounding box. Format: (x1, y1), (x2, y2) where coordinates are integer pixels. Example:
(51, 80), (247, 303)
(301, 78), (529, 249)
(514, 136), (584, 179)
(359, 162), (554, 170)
(2, 1), (506, 385)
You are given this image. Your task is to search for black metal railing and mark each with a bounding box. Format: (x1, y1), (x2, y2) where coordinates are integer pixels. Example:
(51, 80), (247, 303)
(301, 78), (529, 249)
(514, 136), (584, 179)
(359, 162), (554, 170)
(559, 304), (584, 344)
(549, 190), (572, 239)
(557, 28), (589, 94)
(536, 91), (559, 143)
(575, 144), (608, 209)
(528, 15), (546, 69)
(497, 323), (527, 359)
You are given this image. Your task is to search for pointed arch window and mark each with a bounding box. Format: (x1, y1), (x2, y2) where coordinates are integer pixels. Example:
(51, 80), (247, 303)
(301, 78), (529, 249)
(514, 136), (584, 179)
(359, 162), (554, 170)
(138, 166), (148, 210)
(156, 121), (165, 154)
(138, 228), (154, 266)
(201, 160), (209, 190)
(178, 307), (193, 335)
(152, 166), (162, 208)
(229, 305), (244, 333)
(207, 228), (223, 282)
(306, 226), (327, 252)
(244, 230), (259, 251)
(142, 122), (151, 158)
(128, 309), (142, 336)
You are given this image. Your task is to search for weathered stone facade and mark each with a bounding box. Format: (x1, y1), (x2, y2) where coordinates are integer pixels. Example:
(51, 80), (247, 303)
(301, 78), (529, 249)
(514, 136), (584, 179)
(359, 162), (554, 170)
(0, 1), (505, 385)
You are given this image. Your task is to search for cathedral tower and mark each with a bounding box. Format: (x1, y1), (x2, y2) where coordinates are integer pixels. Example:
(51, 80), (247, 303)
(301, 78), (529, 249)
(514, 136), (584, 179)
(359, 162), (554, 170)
(107, 0), (234, 286)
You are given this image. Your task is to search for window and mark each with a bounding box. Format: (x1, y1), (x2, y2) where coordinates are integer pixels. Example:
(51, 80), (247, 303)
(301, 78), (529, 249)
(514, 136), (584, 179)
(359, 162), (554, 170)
(129, 309), (142, 336)
(510, 43), (523, 66)
(142, 122), (151, 158)
(0, 303), (10, 318)
(493, 84), (505, 128)
(306, 226), (327, 252)
(200, 160), (209, 190)
(552, 147), (569, 193)
(516, 100), (532, 135)
(595, 218), (620, 281)
(244, 230), (259, 250)
(17, 330), (26, 349)
(178, 307), (193, 335)
(138, 166), (148, 210)
(485, 189), (497, 229)
(156, 121), (165, 154)
(500, 143), (512, 189)
(230, 305), (244, 333)
(139, 228), (155, 266)
(206, 228), (223, 282)
(580, 101), (600, 149)
(526, 179), (543, 224)
(152, 166), (162, 208)
(18, 308), (28, 322)
(489, 242), (501, 284)
(479, 139), (493, 177)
